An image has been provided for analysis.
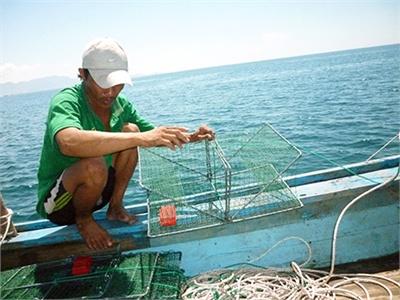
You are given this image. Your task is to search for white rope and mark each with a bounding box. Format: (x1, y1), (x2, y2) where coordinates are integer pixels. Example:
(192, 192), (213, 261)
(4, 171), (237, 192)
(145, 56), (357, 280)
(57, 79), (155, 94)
(0, 208), (14, 244)
(329, 164), (399, 276)
(248, 236), (312, 267)
(183, 267), (400, 300)
(367, 132), (399, 161)
(182, 165), (400, 299)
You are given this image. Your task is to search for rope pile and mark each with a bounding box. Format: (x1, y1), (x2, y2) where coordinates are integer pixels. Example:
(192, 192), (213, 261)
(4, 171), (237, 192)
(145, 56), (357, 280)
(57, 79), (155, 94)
(182, 264), (399, 300)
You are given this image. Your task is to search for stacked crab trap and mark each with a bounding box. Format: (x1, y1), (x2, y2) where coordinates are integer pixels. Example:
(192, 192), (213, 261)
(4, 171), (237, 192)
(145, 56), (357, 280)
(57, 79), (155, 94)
(139, 123), (303, 237)
(1, 252), (184, 299)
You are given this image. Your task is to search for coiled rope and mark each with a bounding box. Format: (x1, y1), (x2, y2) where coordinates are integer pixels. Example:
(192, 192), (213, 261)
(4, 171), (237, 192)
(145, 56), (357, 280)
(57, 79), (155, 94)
(182, 163), (400, 299)
(0, 208), (14, 244)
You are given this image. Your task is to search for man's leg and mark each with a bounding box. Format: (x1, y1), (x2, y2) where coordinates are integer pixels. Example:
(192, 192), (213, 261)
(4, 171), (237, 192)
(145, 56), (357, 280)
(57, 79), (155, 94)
(107, 123), (139, 224)
(62, 157), (114, 250)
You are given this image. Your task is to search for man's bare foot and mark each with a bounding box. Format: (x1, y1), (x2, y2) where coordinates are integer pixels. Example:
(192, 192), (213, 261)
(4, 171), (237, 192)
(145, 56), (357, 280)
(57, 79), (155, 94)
(76, 217), (114, 250)
(107, 205), (136, 225)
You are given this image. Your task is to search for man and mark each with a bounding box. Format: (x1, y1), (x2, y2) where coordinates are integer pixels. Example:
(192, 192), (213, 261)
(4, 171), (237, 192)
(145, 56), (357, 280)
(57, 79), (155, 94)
(36, 38), (214, 250)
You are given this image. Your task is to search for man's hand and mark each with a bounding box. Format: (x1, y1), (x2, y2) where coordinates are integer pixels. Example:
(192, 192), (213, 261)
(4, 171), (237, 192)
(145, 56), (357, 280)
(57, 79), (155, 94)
(189, 125), (215, 142)
(140, 126), (190, 150)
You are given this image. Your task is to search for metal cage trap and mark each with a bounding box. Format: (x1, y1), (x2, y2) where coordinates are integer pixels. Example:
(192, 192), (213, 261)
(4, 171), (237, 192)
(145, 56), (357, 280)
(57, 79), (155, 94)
(0, 252), (184, 299)
(139, 123), (303, 237)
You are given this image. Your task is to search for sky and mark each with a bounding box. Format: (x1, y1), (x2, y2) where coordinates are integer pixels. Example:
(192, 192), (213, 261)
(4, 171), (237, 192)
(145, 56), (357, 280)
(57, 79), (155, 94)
(1, 0), (399, 83)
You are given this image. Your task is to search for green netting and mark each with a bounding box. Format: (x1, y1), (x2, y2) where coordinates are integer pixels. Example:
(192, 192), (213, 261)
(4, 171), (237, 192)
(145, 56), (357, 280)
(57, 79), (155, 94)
(147, 252), (185, 299)
(227, 165), (301, 221)
(0, 252), (184, 300)
(140, 140), (230, 236)
(220, 124), (303, 221)
(140, 140), (228, 204)
(104, 251), (184, 299)
(140, 123), (303, 237)
(104, 252), (159, 298)
(1, 255), (118, 299)
(0, 265), (46, 300)
(220, 124), (302, 173)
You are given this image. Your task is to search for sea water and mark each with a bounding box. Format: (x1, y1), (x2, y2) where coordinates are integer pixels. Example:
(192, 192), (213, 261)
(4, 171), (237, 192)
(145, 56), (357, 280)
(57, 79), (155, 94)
(1, 44), (399, 223)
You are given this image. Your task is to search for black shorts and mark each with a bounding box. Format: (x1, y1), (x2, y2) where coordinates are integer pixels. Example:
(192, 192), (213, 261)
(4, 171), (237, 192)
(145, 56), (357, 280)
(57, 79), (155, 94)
(45, 167), (116, 225)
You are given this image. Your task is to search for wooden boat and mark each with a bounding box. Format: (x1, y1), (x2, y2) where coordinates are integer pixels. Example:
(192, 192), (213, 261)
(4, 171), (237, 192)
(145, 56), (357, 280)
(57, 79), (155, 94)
(1, 155), (399, 275)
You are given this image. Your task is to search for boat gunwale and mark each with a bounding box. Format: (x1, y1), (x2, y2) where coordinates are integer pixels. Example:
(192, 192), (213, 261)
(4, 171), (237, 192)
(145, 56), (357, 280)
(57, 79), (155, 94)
(14, 155), (399, 233)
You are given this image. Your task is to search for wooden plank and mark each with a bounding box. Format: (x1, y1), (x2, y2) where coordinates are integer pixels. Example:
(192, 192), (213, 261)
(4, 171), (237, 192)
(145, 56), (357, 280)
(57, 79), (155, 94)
(1, 237), (139, 270)
(336, 269), (400, 300)
(15, 203), (148, 232)
(2, 213), (149, 250)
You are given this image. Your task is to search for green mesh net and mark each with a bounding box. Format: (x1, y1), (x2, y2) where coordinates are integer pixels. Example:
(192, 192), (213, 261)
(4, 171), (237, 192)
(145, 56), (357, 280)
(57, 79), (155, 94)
(139, 123), (303, 237)
(0, 252), (184, 299)
(1, 255), (118, 299)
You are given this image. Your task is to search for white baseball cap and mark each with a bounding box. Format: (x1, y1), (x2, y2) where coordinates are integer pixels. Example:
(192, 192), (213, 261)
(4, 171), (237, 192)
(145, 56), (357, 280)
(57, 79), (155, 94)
(82, 38), (133, 89)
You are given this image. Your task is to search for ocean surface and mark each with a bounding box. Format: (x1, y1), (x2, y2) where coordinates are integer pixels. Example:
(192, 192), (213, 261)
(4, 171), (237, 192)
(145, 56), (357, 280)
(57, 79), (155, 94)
(1, 44), (399, 223)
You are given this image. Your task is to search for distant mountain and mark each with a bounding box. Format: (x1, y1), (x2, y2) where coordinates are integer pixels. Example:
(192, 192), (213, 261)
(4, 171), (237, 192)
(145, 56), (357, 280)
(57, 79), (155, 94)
(0, 76), (78, 97)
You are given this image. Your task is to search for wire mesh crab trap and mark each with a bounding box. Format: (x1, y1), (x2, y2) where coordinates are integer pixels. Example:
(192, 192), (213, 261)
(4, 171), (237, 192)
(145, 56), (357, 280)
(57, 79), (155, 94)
(0, 251), (184, 299)
(139, 123), (303, 237)
(0, 254), (119, 299)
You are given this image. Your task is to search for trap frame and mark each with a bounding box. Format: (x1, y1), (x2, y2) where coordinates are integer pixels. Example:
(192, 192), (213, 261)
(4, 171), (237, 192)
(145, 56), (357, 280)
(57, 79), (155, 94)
(139, 123), (303, 237)
(0, 252), (184, 299)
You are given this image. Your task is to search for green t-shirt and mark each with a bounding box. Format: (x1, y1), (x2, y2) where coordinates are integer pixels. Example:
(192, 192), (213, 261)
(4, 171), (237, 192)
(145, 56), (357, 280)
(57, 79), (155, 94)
(36, 83), (155, 218)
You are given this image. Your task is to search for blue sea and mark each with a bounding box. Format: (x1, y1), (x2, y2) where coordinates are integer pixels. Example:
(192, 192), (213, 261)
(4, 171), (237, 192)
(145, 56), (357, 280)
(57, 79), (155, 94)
(1, 44), (399, 223)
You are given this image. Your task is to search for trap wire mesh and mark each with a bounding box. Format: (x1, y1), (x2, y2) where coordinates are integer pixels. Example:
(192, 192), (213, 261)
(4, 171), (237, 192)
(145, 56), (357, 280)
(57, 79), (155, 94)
(140, 141), (230, 236)
(219, 124), (303, 221)
(139, 123), (303, 237)
(0, 255), (118, 299)
(0, 252), (184, 300)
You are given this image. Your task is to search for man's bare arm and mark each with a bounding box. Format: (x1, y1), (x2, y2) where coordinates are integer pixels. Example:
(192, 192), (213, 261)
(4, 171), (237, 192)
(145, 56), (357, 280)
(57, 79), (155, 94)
(56, 126), (190, 157)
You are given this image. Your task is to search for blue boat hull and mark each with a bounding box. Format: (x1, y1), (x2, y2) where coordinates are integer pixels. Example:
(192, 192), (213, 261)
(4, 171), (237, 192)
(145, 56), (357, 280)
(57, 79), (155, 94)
(2, 156), (399, 274)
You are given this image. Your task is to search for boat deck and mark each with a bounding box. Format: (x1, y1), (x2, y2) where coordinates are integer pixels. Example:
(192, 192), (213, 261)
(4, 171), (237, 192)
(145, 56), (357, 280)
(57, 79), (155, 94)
(327, 253), (399, 299)
(336, 269), (400, 299)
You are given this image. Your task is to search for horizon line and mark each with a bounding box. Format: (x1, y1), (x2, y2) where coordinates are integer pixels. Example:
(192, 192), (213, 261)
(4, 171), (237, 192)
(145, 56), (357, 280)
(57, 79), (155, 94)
(2, 42), (398, 85)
